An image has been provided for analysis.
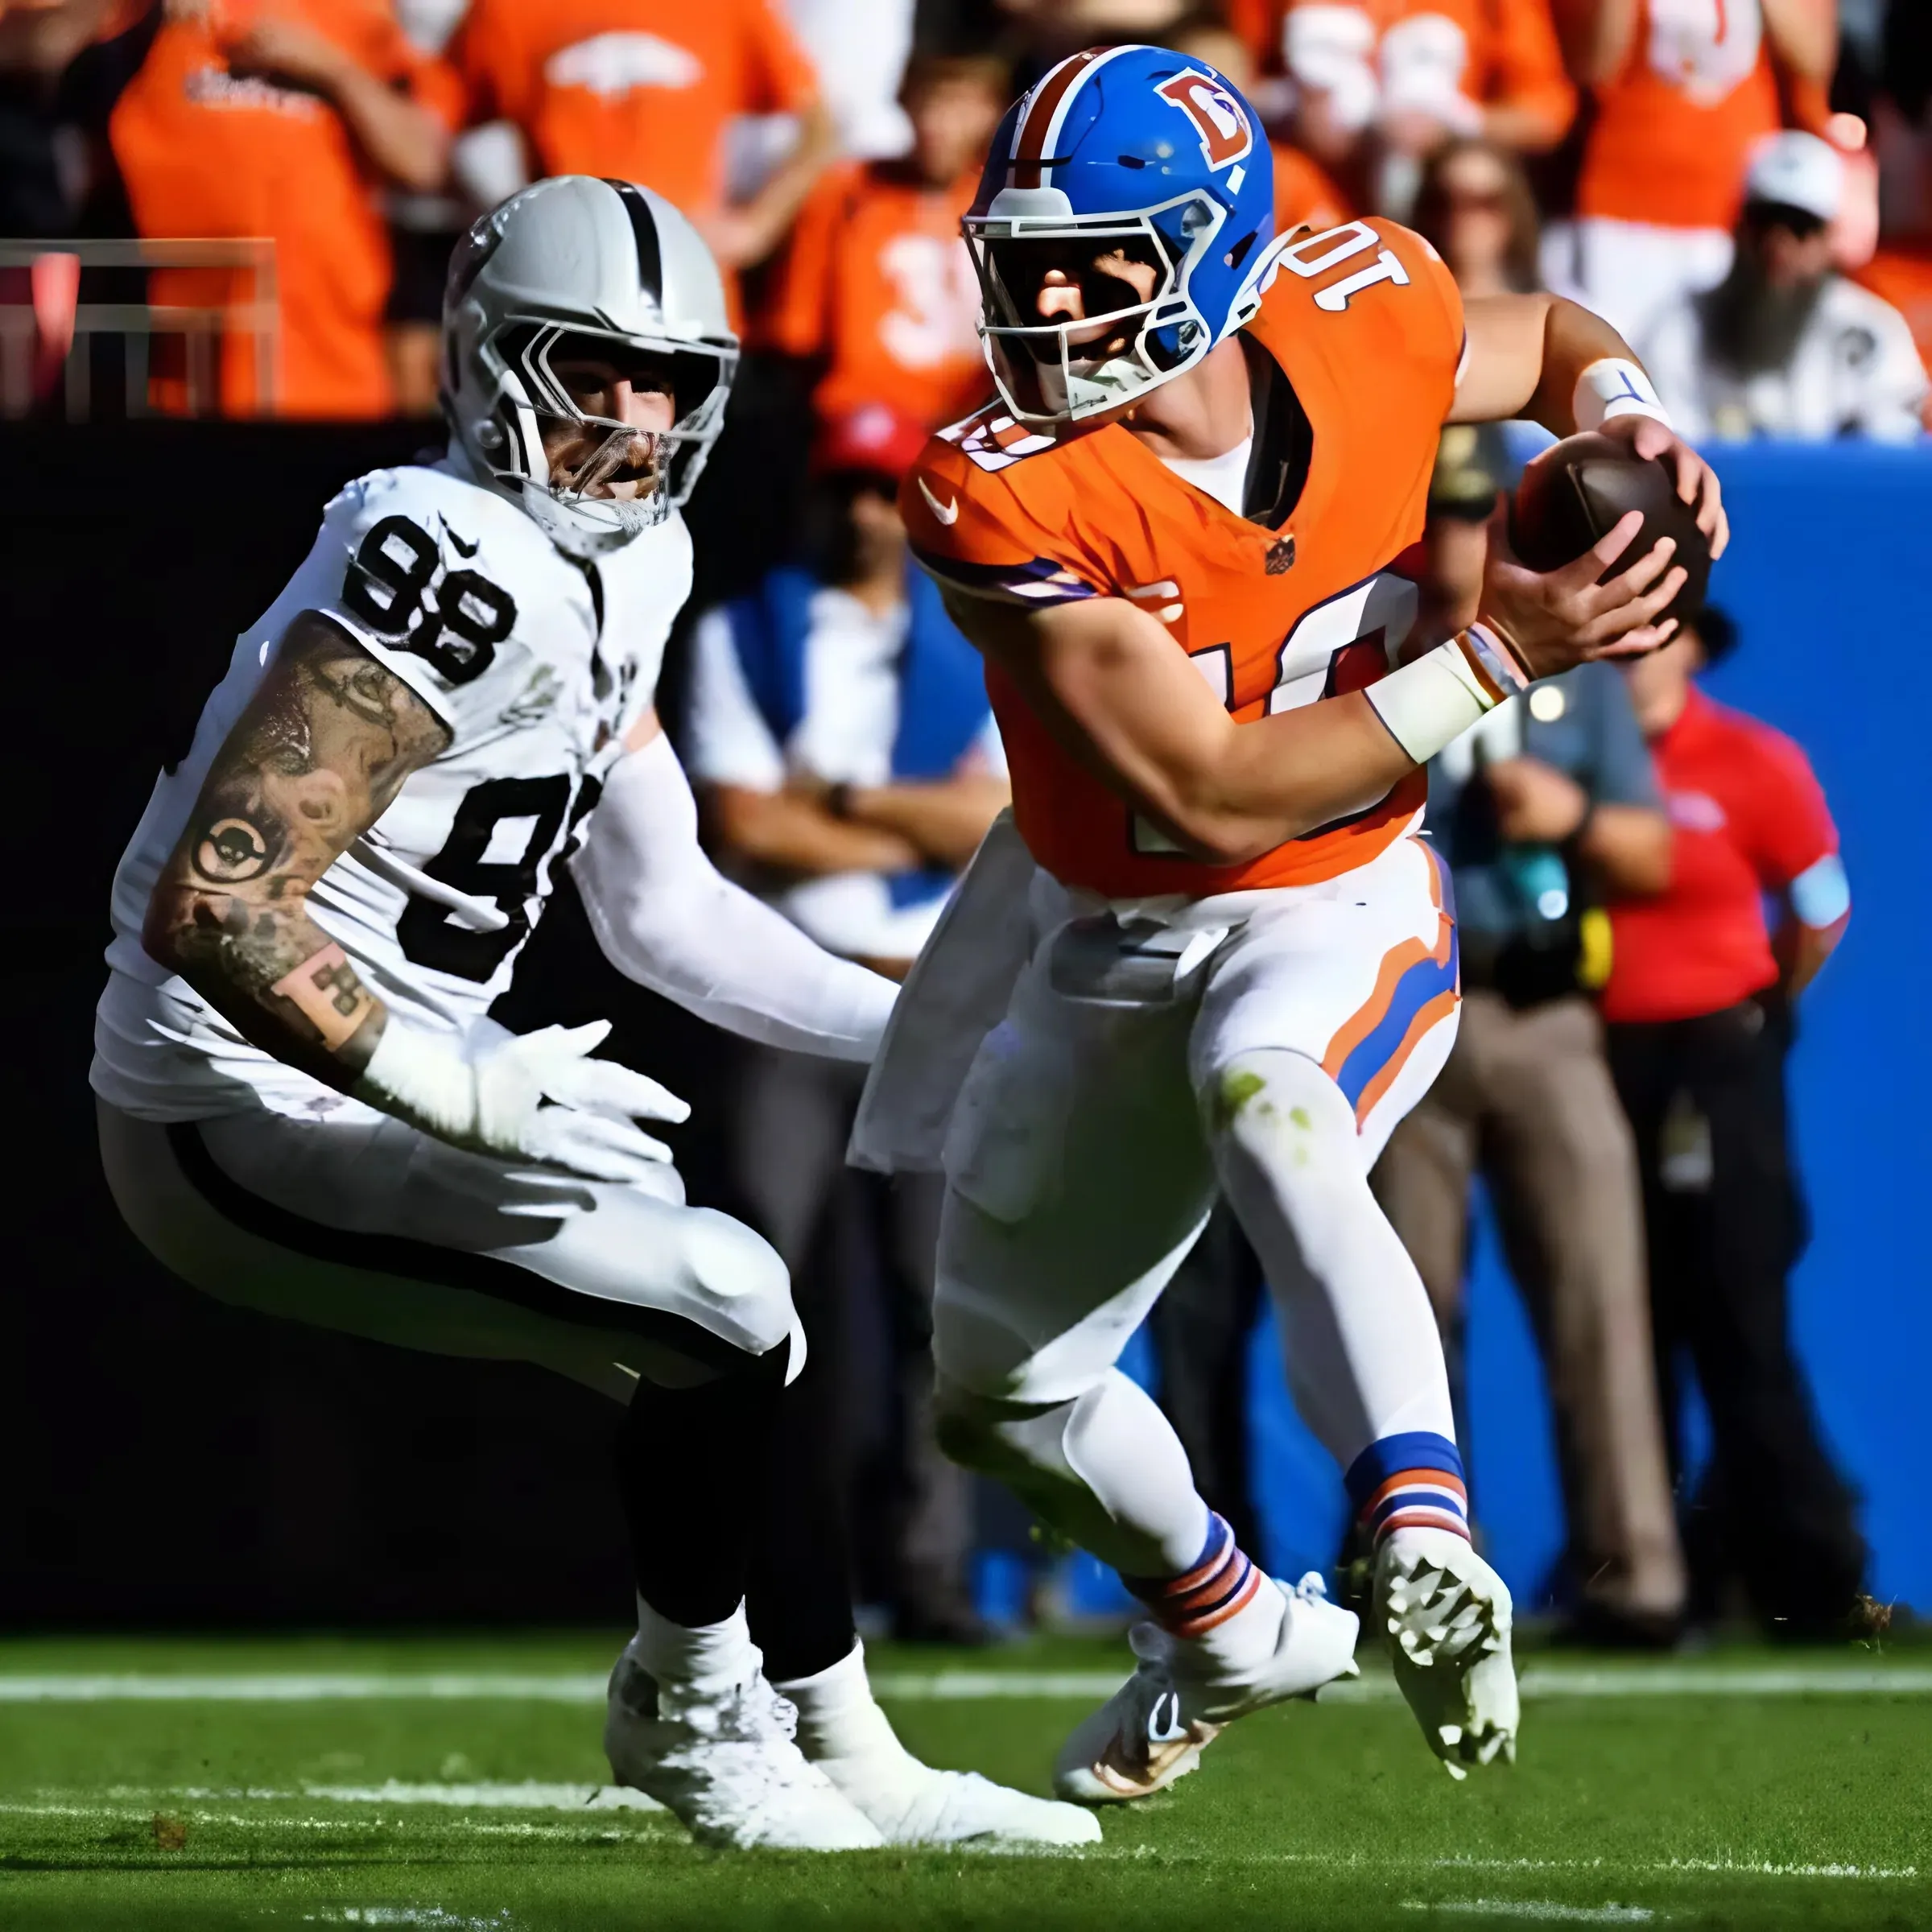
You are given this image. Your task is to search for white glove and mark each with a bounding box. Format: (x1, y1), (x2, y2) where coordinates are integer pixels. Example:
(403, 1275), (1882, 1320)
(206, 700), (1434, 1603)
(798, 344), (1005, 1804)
(353, 1018), (689, 1184)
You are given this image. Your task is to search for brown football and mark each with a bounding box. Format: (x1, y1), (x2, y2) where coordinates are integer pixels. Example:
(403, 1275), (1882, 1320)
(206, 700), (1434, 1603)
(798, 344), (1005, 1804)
(1509, 431), (1711, 630)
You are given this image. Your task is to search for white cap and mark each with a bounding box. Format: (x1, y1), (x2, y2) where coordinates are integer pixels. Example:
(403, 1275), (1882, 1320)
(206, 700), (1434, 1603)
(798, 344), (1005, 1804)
(1743, 130), (1844, 224)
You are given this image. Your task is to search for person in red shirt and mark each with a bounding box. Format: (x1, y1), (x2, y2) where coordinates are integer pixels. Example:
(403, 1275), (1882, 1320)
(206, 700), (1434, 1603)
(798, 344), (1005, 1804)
(1607, 605), (1866, 1637)
(763, 52), (1008, 431)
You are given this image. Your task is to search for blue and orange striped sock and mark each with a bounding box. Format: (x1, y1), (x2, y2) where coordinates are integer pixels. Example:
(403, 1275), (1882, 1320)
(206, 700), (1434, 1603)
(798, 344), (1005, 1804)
(1124, 1513), (1263, 1641)
(1345, 1432), (1470, 1547)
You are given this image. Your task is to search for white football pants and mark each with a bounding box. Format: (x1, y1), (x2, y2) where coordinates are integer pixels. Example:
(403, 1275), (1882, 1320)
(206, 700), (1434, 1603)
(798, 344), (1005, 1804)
(931, 832), (1461, 1577)
(97, 1094), (796, 1401)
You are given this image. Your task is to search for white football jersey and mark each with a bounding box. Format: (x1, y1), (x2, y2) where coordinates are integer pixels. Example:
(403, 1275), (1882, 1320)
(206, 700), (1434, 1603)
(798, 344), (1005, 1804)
(93, 456), (690, 1121)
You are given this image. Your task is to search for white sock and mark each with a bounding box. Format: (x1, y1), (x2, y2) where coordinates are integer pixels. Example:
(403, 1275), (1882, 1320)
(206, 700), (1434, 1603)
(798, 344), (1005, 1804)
(773, 1640), (904, 1764)
(633, 1593), (761, 1702)
(1207, 1049), (1456, 1471)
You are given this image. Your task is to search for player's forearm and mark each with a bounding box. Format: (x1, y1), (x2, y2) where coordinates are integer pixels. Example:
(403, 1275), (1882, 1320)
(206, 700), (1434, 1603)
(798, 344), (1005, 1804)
(325, 61), (451, 192)
(845, 774), (1010, 871)
(1452, 293), (1638, 429)
(142, 612), (446, 1085)
(970, 592), (1418, 864)
(1156, 695), (1417, 861)
(577, 734), (898, 1060)
(146, 877), (389, 1088)
(708, 783), (922, 877)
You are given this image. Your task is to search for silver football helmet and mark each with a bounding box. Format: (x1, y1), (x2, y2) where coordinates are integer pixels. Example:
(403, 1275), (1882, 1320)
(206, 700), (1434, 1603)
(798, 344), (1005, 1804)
(441, 175), (739, 557)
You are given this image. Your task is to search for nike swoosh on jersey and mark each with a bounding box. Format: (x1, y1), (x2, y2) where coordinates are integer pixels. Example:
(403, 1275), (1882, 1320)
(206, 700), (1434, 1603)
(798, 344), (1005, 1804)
(917, 476), (960, 526)
(446, 526), (481, 558)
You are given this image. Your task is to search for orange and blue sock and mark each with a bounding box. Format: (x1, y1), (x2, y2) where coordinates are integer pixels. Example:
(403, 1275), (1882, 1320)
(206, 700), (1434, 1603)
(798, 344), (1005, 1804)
(1346, 1432), (1470, 1546)
(1125, 1512), (1263, 1640)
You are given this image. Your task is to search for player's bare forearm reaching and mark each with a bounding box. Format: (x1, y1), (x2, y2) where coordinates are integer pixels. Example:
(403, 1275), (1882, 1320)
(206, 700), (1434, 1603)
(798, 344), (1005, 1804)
(945, 506), (1682, 868)
(142, 613), (449, 1084)
(1455, 292), (1727, 557)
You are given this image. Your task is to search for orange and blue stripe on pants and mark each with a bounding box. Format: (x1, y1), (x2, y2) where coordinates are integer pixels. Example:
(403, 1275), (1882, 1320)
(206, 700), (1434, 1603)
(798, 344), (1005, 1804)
(1320, 840), (1459, 1128)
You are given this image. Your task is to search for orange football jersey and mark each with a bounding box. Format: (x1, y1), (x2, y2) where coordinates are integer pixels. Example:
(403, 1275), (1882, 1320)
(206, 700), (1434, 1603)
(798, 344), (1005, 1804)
(902, 217), (1463, 902)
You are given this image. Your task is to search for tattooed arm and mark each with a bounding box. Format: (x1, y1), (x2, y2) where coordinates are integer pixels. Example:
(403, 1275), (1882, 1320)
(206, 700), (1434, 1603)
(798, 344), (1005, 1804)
(142, 612), (451, 1088)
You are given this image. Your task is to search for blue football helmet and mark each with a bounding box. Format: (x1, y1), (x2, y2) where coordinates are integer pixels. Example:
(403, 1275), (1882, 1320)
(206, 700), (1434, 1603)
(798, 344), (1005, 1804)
(964, 43), (1277, 425)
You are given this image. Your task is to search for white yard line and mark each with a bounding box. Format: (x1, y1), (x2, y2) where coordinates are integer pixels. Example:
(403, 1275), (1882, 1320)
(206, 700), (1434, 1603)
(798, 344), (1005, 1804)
(299, 1913), (518, 1930)
(1400, 1905), (1656, 1923)
(0, 1663), (1925, 1703)
(0, 1789), (1917, 1883)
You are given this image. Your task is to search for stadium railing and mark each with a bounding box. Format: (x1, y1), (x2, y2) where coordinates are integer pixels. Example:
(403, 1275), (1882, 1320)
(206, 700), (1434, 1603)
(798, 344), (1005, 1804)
(0, 237), (277, 420)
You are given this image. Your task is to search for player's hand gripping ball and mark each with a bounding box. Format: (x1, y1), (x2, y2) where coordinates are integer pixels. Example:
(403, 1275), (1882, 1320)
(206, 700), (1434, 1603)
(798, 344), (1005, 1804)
(1510, 431), (1714, 631)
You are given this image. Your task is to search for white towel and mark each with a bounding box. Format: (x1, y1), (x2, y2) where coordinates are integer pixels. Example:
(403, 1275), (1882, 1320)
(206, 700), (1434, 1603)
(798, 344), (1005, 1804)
(847, 811), (1038, 1174)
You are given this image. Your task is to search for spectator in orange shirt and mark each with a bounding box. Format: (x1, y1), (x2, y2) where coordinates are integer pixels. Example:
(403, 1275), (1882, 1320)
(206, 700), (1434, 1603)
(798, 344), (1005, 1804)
(1550, 0), (1838, 341)
(109, 0), (456, 419)
(1266, 0), (1574, 213)
(451, 0), (834, 285)
(765, 50), (1005, 431)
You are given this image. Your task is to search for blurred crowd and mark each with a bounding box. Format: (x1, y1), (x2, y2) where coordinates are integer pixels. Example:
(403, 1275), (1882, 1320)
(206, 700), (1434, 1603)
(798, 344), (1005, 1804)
(4, 0), (1893, 1639)
(2, 0), (1930, 434)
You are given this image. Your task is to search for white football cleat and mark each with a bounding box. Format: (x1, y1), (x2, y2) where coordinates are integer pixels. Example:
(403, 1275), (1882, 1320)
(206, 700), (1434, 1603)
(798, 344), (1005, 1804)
(605, 1643), (884, 1850)
(1374, 1525), (1519, 1779)
(820, 1750), (1101, 1848)
(1054, 1572), (1360, 1804)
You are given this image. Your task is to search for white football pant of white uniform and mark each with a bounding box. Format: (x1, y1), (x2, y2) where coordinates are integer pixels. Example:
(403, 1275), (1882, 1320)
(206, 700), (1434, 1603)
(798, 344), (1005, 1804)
(929, 831), (1461, 1579)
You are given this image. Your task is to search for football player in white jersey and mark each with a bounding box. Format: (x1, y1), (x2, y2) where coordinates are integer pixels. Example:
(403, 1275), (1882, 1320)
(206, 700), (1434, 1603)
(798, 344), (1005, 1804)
(90, 175), (1095, 1856)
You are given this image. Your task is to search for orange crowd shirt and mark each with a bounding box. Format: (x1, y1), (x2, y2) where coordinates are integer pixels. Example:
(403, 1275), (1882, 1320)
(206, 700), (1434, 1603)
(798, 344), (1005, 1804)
(765, 160), (988, 427)
(1259, 0), (1573, 143)
(902, 217), (1464, 902)
(1575, 0), (1780, 231)
(452, 0), (816, 221)
(109, 0), (462, 419)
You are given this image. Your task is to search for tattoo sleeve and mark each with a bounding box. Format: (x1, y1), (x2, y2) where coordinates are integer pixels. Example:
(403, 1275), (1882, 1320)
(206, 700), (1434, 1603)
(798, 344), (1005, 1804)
(143, 612), (451, 1086)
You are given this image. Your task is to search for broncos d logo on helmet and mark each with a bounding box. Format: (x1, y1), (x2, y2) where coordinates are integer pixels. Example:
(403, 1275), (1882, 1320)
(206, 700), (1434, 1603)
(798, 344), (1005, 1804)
(1154, 70), (1253, 171)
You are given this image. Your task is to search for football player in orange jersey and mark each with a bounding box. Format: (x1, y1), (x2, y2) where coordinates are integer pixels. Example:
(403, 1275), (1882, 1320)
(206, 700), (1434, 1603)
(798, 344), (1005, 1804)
(863, 43), (1726, 1802)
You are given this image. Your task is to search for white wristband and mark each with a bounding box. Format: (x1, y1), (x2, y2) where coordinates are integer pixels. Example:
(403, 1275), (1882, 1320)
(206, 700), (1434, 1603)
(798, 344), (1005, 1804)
(1573, 357), (1673, 432)
(1365, 625), (1529, 766)
(353, 1022), (478, 1141)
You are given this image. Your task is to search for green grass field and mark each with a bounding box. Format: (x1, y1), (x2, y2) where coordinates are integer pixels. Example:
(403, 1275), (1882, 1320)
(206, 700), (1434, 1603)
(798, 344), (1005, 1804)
(1, 1632), (1927, 1932)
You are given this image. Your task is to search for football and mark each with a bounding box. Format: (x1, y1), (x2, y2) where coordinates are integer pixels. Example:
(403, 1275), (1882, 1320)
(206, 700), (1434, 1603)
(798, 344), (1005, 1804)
(1509, 431), (1711, 630)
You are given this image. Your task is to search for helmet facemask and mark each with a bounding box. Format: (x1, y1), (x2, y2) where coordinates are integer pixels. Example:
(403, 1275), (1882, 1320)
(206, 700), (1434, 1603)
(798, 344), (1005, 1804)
(964, 189), (1231, 423)
(460, 316), (737, 556)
